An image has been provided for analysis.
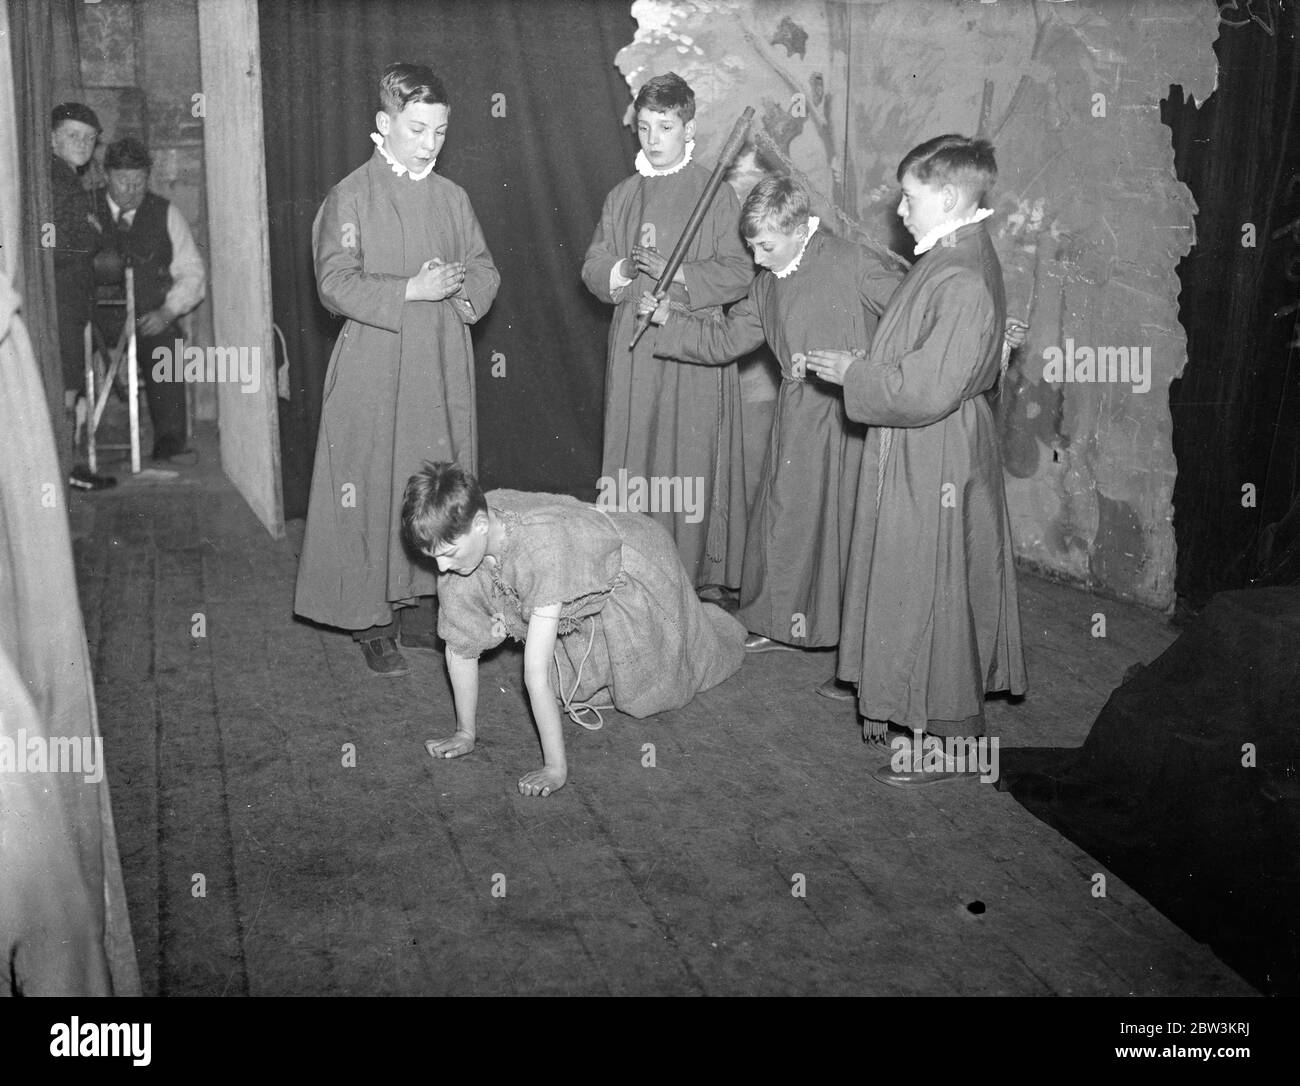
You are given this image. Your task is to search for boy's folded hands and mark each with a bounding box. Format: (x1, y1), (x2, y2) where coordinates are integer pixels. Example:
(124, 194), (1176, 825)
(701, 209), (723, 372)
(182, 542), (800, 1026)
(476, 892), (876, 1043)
(406, 257), (466, 302)
(631, 244), (667, 279)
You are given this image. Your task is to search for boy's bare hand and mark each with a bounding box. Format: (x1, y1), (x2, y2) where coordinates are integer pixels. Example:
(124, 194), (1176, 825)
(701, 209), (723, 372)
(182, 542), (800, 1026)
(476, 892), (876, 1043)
(137, 307), (173, 337)
(804, 348), (865, 386)
(631, 245), (667, 280)
(636, 291), (670, 326)
(425, 731), (475, 759)
(1004, 317), (1028, 350)
(407, 258), (466, 302)
(518, 764), (566, 797)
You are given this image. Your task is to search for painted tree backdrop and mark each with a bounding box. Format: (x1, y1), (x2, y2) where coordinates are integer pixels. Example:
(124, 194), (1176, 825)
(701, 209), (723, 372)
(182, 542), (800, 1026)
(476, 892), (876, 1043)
(618, 0), (1220, 609)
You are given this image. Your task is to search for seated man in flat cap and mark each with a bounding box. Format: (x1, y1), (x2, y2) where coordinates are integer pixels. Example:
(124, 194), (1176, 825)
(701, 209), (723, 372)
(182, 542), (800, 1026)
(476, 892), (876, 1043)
(94, 136), (207, 463)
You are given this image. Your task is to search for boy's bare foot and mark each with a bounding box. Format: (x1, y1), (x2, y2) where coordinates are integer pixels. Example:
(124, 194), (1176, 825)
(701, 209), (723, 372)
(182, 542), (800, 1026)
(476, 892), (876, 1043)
(425, 732), (475, 759)
(518, 765), (566, 797)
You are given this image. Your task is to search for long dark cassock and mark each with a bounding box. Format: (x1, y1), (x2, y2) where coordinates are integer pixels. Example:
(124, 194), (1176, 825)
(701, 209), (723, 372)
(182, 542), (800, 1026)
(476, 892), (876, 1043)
(839, 221), (1027, 734)
(582, 160), (754, 588)
(295, 150), (499, 630)
(653, 229), (900, 645)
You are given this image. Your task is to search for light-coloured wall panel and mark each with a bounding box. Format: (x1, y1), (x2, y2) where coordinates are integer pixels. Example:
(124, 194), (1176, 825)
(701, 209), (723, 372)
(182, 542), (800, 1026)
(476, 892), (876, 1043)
(197, 0), (283, 537)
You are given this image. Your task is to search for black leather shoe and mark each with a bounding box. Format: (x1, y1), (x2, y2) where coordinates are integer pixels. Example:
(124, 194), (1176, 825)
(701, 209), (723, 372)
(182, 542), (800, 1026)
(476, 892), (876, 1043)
(871, 746), (980, 787)
(399, 628), (441, 652)
(815, 677), (856, 700)
(872, 763), (979, 787)
(744, 633), (798, 653)
(69, 464), (117, 490)
(359, 637), (409, 677)
(151, 434), (197, 463)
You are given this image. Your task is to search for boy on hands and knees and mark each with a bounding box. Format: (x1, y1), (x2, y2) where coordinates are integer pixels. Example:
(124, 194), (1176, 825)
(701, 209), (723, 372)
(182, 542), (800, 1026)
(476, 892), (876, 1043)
(402, 463), (745, 798)
(294, 63), (499, 677)
(807, 135), (1027, 786)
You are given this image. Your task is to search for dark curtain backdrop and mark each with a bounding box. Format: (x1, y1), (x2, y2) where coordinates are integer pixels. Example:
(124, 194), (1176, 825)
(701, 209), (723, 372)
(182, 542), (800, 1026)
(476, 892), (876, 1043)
(8, 0), (84, 473)
(1166, 0), (1300, 599)
(260, 0), (637, 518)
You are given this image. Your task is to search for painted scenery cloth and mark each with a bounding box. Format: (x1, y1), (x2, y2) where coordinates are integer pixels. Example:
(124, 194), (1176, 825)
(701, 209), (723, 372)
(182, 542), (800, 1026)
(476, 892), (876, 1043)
(839, 222), (1027, 729)
(437, 491), (746, 717)
(295, 150), (500, 630)
(655, 230), (900, 645)
(582, 161), (754, 588)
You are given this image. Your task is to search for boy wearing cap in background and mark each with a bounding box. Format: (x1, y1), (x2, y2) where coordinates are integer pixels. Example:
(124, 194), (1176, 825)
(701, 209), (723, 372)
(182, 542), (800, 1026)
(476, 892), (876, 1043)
(49, 102), (115, 490)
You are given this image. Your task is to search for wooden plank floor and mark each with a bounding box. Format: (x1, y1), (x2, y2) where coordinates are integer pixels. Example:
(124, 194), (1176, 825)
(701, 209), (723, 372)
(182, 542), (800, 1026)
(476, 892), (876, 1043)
(68, 424), (1255, 996)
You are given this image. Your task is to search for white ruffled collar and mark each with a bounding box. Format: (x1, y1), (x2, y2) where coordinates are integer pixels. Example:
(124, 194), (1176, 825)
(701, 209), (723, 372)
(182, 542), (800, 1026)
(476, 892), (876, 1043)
(913, 207), (994, 255)
(371, 132), (436, 180)
(773, 216), (820, 279)
(635, 139), (695, 178)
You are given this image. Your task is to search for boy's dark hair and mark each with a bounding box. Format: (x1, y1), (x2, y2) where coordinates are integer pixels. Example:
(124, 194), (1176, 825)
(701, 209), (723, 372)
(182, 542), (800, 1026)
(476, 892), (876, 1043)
(633, 72), (695, 122)
(379, 62), (448, 115)
(52, 101), (100, 132)
(740, 175), (810, 237)
(105, 137), (152, 173)
(897, 134), (997, 206)
(402, 461), (486, 554)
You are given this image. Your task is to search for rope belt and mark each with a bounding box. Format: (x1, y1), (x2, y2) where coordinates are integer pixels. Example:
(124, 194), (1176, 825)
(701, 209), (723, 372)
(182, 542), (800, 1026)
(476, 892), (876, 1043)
(705, 366), (727, 563)
(876, 426), (893, 510)
(552, 615), (613, 731)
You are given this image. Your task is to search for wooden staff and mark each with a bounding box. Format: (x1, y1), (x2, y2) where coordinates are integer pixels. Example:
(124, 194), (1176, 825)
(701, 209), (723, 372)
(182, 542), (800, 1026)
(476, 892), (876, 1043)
(628, 106), (755, 350)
